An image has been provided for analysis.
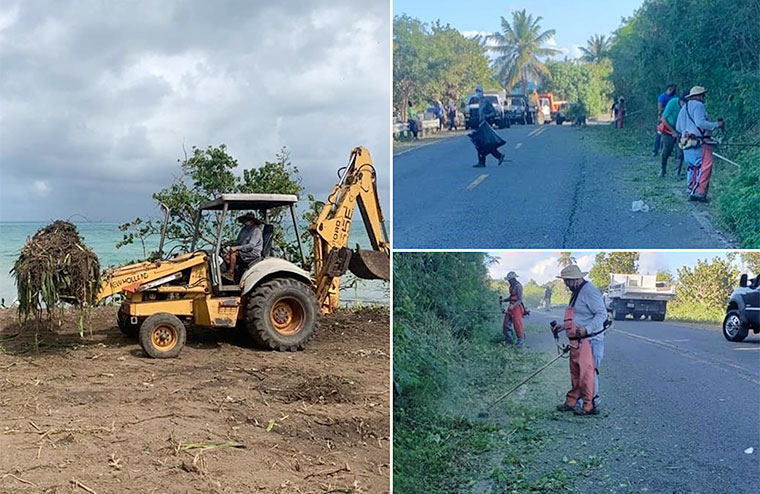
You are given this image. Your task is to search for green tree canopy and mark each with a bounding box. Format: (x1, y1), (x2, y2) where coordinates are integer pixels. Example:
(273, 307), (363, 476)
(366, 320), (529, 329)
(393, 16), (493, 119)
(118, 145), (305, 261)
(579, 34), (612, 63)
(670, 257), (738, 320)
(589, 252), (640, 289)
(490, 9), (560, 94)
(541, 59), (613, 116)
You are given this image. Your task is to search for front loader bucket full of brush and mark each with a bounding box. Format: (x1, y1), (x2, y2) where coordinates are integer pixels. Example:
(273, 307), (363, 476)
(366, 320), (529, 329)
(348, 249), (390, 281)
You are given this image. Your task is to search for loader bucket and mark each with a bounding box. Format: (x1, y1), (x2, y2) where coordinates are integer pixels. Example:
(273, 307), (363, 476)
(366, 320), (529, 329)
(349, 249), (390, 281)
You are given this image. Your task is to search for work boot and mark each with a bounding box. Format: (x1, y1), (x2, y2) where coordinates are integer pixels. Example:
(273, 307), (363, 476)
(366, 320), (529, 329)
(498, 154), (505, 166)
(556, 403), (575, 412)
(658, 169), (665, 177)
(573, 407), (600, 416)
(473, 163), (486, 168)
(516, 338), (525, 348)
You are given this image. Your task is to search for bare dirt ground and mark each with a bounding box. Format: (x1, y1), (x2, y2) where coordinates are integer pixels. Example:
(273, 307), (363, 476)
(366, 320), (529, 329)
(0, 306), (390, 493)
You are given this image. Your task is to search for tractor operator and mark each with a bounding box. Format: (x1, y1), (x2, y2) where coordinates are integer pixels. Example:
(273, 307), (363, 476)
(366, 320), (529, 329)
(554, 265), (607, 416)
(501, 271), (525, 347)
(222, 212), (263, 280)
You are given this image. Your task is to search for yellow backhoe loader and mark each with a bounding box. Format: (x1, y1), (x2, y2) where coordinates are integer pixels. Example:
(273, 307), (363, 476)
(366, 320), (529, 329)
(97, 147), (389, 358)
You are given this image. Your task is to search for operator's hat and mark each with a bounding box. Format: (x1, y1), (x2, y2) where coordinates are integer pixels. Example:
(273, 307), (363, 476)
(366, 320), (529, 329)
(687, 86), (708, 98)
(237, 212), (260, 223)
(556, 265), (588, 280)
(475, 85), (484, 93)
(505, 271), (518, 280)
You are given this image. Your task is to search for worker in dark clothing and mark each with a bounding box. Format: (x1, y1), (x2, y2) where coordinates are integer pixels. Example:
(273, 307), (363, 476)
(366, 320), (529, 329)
(469, 85), (506, 168)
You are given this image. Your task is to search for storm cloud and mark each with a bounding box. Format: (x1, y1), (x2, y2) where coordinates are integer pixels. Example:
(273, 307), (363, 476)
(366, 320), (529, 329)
(0, 0), (390, 222)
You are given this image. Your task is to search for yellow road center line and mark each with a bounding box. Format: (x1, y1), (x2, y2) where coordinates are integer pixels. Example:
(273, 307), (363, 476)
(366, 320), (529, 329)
(535, 126), (549, 136)
(734, 347), (760, 351)
(527, 127), (542, 137)
(466, 174), (488, 191)
(515, 142), (522, 149)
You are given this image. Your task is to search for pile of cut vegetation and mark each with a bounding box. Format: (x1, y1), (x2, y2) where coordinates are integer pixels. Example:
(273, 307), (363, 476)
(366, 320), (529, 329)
(11, 221), (100, 318)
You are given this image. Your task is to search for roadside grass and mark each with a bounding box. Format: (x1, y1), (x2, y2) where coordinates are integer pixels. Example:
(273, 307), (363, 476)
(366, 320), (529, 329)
(394, 319), (581, 493)
(666, 301), (723, 327)
(584, 124), (757, 246)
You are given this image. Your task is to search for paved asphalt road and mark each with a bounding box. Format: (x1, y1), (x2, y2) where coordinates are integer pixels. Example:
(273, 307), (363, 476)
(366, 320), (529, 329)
(524, 309), (760, 493)
(393, 125), (730, 249)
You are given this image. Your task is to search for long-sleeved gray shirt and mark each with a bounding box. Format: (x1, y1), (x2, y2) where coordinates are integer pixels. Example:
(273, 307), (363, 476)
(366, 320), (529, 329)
(570, 281), (607, 342)
(675, 100), (719, 139)
(234, 224), (263, 263)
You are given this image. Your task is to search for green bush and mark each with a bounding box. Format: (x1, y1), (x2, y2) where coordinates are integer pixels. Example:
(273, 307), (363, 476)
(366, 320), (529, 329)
(717, 146), (760, 248)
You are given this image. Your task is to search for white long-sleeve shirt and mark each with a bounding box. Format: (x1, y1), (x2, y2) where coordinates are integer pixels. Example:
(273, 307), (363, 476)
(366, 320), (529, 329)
(676, 99), (719, 138)
(571, 281), (608, 342)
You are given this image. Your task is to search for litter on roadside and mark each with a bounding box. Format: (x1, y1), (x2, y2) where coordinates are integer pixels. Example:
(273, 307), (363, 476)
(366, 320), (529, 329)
(631, 200), (650, 212)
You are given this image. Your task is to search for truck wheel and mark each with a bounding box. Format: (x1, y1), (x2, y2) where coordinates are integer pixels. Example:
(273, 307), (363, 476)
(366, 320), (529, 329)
(612, 307), (626, 321)
(139, 313), (186, 359)
(723, 310), (749, 342)
(651, 312), (666, 322)
(246, 278), (319, 351)
(117, 307), (139, 338)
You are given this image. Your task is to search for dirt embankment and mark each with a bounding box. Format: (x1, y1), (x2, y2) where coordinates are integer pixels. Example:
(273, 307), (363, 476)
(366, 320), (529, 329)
(0, 306), (390, 493)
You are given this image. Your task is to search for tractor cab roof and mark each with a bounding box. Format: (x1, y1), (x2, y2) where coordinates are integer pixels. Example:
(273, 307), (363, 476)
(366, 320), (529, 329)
(199, 194), (299, 211)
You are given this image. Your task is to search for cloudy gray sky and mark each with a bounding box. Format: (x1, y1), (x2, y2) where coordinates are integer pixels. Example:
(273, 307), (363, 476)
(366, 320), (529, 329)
(0, 0), (390, 222)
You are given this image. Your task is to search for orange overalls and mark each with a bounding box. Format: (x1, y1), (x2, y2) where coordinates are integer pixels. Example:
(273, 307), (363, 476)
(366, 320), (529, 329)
(689, 142), (715, 197)
(503, 284), (525, 341)
(562, 299), (595, 413)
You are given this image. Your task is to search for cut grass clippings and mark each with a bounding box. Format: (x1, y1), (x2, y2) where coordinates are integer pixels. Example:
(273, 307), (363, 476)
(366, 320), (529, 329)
(394, 320), (578, 494)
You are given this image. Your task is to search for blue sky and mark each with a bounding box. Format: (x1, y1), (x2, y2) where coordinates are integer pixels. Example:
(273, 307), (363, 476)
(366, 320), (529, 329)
(488, 251), (752, 284)
(394, 0), (643, 59)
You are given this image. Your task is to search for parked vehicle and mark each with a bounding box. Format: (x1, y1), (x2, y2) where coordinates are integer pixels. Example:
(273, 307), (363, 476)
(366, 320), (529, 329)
(504, 94), (538, 125)
(464, 91), (509, 130)
(604, 274), (676, 321)
(723, 273), (760, 342)
(538, 92), (568, 123)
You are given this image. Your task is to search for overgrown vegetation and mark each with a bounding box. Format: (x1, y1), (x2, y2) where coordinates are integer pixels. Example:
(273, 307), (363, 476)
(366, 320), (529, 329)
(608, 0), (760, 247)
(540, 59), (613, 117)
(668, 257), (739, 324)
(394, 252), (577, 493)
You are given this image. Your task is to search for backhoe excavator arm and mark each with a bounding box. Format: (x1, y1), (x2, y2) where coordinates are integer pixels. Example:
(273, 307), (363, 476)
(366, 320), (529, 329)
(309, 147), (390, 314)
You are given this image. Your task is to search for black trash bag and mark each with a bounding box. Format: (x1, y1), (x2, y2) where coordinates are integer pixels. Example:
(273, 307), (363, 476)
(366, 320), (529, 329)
(469, 121), (506, 151)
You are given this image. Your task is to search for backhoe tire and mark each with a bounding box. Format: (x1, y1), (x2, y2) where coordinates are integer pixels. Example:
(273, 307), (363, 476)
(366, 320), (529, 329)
(651, 312), (666, 322)
(246, 278), (319, 351)
(117, 307), (139, 338)
(139, 313), (186, 359)
(723, 310), (748, 342)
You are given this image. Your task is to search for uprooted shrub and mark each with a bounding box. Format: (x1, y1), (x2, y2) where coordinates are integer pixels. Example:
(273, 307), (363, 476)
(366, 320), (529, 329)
(11, 221), (100, 321)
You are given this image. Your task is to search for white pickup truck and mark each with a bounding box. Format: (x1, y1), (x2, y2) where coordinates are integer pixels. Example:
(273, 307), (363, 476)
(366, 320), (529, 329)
(603, 274), (676, 321)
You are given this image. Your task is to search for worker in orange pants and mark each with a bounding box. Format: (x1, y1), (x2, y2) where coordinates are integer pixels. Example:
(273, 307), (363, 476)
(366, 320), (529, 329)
(554, 265), (606, 416)
(502, 271), (525, 346)
(688, 143), (714, 198)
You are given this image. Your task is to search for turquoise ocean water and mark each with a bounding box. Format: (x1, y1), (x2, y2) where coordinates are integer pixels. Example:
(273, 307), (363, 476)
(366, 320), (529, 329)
(0, 222), (388, 306)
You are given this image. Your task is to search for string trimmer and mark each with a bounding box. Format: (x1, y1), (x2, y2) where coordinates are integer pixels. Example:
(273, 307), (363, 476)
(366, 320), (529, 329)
(478, 321), (569, 418)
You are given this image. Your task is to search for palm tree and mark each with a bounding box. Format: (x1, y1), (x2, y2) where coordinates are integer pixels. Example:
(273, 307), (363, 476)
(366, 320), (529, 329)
(557, 252), (577, 268)
(579, 34), (611, 63)
(490, 10), (560, 94)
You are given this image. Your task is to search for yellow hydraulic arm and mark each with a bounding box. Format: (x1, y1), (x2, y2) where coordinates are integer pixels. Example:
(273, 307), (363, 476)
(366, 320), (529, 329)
(309, 147), (390, 314)
(96, 252), (207, 302)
